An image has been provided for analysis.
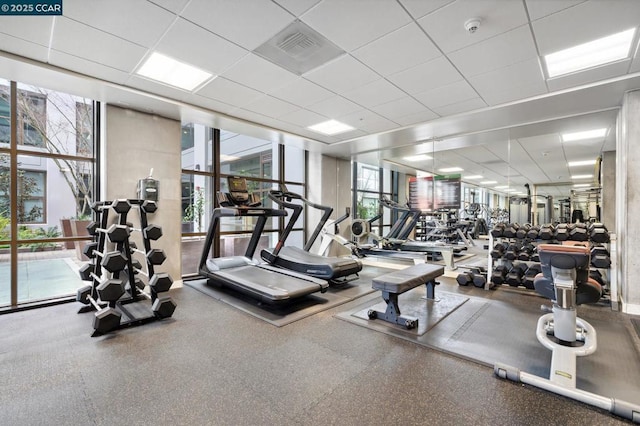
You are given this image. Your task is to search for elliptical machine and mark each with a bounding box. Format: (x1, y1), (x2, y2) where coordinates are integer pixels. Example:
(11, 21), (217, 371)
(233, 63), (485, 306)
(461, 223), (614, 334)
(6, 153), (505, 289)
(495, 244), (640, 422)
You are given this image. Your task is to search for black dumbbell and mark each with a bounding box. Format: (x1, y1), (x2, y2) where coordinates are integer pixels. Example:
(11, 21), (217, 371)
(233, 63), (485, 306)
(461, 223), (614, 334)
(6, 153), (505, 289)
(152, 295), (177, 319)
(79, 261), (96, 281)
(76, 285), (122, 335)
(491, 265), (508, 285)
(86, 223), (130, 242)
(516, 224), (530, 239)
(538, 224), (555, 240)
(589, 269), (606, 287)
(504, 243), (521, 261)
(457, 272), (473, 286)
(526, 226), (540, 240)
(141, 200), (157, 214)
(472, 273), (487, 288)
(111, 199), (132, 214)
(131, 246), (167, 265)
(569, 223), (588, 241)
(503, 223), (519, 238)
(591, 246), (611, 268)
(127, 223), (162, 241)
(505, 264), (528, 287)
(589, 223), (610, 243)
(490, 224), (505, 238)
(80, 248), (128, 273)
(555, 224), (569, 241)
(490, 243), (506, 259)
(522, 264), (542, 290)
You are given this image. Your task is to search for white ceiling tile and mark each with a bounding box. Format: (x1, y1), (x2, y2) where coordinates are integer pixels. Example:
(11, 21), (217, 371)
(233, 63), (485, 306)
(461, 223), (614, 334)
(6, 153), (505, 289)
(243, 95), (299, 118)
(196, 77), (263, 107)
(221, 53), (298, 94)
(532, 0), (640, 54)
(338, 109), (399, 134)
(398, 0), (455, 19)
(480, 81), (547, 106)
(352, 23), (441, 77)
(448, 25), (537, 78)
(274, 0), (321, 16)
(125, 75), (191, 101)
(188, 94), (236, 114)
(148, 0), (190, 14)
(546, 60), (632, 92)
(49, 50), (131, 84)
(414, 80), (477, 109)
(332, 129), (367, 141)
(0, 16), (53, 46)
(387, 56), (462, 94)
(418, 0), (528, 54)
(270, 78), (334, 107)
(64, 0), (175, 47)
(304, 54), (380, 93)
(156, 18), (248, 76)
(52, 18), (148, 72)
(370, 96), (430, 120)
(182, 0), (295, 51)
(342, 79), (406, 108)
(469, 58), (545, 101)
(431, 97), (487, 116)
(525, 0), (585, 21)
(301, 0), (412, 52)
(0, 33), (49, 63)
(306, 95), (362, 117)
(393, 109), (439, 126)
(280, 108), (327, 127)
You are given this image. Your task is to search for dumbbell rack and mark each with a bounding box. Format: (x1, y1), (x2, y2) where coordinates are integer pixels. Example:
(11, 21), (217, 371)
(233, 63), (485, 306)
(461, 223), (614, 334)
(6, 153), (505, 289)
(487, 223), (612, 298)
(76, 199), (176, 336)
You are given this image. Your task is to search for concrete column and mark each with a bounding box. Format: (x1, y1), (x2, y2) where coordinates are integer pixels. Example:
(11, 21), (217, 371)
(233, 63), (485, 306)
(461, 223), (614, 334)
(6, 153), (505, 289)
(102, 105), (182, 287)
(306, 152), (351, 255)
(601, 150), (616, 229)
(616, 90), (640, 313)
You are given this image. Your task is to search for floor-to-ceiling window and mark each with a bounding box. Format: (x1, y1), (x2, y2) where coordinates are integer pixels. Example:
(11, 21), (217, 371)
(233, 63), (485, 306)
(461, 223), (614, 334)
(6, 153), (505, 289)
(352, 162), (397, 237)
(180, 124), (306, 278)
(0, 79), (97, 309)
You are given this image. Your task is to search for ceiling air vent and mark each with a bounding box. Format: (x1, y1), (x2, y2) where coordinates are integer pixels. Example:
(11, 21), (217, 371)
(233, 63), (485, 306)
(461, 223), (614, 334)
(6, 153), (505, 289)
(254, 20), (345, 75)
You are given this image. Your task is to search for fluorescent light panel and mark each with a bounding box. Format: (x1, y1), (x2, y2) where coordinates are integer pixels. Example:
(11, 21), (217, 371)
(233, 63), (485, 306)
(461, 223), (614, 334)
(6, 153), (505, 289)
(545, 28), (636, 78)
(568, 159), (597, 167)
(562, 128), (607, 142)
(571, 174), (593, 179)
(480, 180), (497, 184)
(136, 52), (213, 91)
(438, 167), (463, 173)
(495, 185), (509, 189)
(404, 154), (433, 162)
(465, 175), (483, 179)
(308, 119), (354, 135)
(573, 183), (591, 188)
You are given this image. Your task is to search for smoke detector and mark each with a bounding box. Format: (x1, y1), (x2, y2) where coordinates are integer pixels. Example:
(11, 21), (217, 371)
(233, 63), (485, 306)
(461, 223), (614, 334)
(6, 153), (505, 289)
(464, 18), (481, 34)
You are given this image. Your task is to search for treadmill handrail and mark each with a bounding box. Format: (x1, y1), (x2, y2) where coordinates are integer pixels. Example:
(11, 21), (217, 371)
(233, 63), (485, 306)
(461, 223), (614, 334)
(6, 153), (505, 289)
(267, 191), (304, 256)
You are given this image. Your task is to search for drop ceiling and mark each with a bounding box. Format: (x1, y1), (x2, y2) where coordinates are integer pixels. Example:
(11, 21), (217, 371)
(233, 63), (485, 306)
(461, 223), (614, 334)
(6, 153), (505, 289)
(0, 0), (638, 196)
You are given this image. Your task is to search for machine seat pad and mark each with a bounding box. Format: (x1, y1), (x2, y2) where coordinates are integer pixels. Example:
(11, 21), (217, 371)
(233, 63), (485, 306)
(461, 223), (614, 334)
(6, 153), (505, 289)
(372, 263), (444, 294)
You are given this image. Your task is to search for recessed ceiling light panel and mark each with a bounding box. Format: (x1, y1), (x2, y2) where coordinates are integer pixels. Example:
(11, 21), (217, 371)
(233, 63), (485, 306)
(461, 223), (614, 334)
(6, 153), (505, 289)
(404, 154), (433, 162)
(571, 174), (593, 179)
(545, 28), (636, 78)
(480, 180), (496, 184)
(136, 52), (213, 91)
(438, 167), (463, 173)
(562, 128), (607, 142)
(465, 175), (483, 179)
(308, 119), (354, 135)
(568, 159), (597, 167)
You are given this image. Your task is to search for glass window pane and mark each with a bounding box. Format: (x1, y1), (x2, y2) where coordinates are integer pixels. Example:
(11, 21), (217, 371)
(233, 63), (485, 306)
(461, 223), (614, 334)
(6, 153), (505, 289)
(357, 163), (379, 191)
(287, 230), (304, 249)
(17, 247), (85, 304)
(356, 192), (379, 220)
(220, 130), (276, 180)
(16, 83), (94, 157)
(383, 168), (391, 193)
(181, 123), (212, 171)
(181, 174), (213, 234)
(285, 145), (304, 183)
(0, 153), (10, 238)
(219, 178), (278, 231)
(0, 78), (9, 146)
(220, 231), (277, 260)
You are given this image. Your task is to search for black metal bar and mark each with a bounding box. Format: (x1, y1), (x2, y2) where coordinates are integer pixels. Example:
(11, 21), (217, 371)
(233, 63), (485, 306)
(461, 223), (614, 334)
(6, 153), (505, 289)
(212, 128), (221, 259)
(9, 81), (17, 307)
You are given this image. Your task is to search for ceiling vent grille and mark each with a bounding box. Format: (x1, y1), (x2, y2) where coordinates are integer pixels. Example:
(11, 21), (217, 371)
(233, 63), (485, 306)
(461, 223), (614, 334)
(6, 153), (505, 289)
(254, 20), (344, 75)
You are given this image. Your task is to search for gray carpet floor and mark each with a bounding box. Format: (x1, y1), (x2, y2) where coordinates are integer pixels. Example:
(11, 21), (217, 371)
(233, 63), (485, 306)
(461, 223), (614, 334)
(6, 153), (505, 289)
(0, 273), (635, 425)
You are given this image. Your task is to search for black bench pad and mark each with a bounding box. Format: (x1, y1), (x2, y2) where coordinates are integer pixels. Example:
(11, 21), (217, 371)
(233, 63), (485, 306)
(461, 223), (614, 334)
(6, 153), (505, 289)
(372, 263), (444, 294)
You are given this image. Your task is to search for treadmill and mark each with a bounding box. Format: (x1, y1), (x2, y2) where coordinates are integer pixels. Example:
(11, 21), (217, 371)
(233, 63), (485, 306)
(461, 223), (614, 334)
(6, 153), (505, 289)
(260, 187), (362, 284)
(198, 176), (328, 304)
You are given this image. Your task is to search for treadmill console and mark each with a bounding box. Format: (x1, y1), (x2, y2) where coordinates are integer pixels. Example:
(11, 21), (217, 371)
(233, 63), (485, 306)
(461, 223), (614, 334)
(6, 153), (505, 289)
(219, 176), (261, 207)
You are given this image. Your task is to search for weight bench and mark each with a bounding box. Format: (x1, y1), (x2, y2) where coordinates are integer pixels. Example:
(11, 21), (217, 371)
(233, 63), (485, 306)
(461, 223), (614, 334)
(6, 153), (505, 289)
(367, 263), (444, 329)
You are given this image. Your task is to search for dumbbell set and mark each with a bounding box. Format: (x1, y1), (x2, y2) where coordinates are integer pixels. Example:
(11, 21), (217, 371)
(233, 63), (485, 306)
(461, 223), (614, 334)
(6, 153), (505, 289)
(76, 199), (176, 336)
(491, 222), (610, 243)
(456, 266), (490, 288)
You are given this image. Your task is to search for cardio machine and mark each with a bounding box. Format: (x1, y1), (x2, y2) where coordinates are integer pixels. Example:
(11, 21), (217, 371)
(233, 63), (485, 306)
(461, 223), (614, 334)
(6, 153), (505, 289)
(198, 176), (328, 304)
(260, 187), (362, 285)
(495, 244), (640, 422)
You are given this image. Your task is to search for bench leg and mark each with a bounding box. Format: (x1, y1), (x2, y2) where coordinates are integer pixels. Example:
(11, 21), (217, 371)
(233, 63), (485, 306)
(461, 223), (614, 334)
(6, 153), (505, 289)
(426, 279), (437, 300)
(367, 291), (418, 329)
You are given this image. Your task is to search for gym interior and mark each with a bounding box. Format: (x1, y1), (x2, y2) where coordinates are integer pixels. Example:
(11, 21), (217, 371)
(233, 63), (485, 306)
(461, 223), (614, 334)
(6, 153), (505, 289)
(1, 1), (640, 424)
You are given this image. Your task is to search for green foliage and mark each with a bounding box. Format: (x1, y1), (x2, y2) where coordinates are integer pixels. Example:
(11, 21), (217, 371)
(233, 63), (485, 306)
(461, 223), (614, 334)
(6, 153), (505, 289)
(18, 225), (61, 251)
(0, 157), (43, 223)
(0, 214), (9, 241)
(183, 187), (205, 232)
